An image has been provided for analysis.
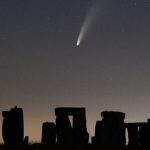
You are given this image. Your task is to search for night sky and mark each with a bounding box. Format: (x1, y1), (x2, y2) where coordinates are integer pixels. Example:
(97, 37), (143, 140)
(1, 0), (150, 143)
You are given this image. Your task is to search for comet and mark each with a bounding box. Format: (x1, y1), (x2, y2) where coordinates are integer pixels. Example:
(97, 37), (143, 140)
(77, 39), (80, 46)
(76, 0), (101, 46)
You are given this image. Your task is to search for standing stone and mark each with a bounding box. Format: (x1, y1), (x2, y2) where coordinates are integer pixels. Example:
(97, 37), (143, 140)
(93, 111), (126, 149)
(92, 121), (105, 145)
(73, 115), (89, 144)
(2, 106), (24, 145)
(56, 115), (73, 145)
(41, 122), (56, 145)
(139, 123), (150, 149)
(102, 111), (125, 149)
(24, 136), (29, 145)
(126, 123), (139, 148)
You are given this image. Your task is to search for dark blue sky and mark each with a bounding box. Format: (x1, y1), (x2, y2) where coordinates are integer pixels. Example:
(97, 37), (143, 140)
(1, 0), (150, 143)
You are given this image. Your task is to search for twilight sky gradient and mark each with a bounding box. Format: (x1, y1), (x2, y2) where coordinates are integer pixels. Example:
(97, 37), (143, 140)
(1, 0), (150, 143)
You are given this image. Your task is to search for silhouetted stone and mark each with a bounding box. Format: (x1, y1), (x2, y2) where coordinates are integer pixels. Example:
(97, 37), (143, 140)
(125, 122), (150, 149)
(2, 106), (24, 146)
(56, 115), (73, 145)
(139, 123), (149, 149)
(41, 122), (56, 145)
(93, 111), (126, 149)
(24, 136), (29, 145)
(92, 121), (104, 145)
(147, 119), (150, 148)
(126, 123), (139, 148)
(55, 107), (85, 116)
(55, 107), (89, 145)
(73, 114), (89, 144)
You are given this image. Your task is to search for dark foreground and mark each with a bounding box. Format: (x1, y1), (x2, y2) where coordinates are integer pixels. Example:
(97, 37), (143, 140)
(0, 145), (149, 150)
